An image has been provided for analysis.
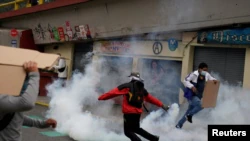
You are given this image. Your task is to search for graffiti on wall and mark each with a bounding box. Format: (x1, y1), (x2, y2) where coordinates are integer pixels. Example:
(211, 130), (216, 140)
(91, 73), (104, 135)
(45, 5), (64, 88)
(33, 21), (92, 43)
(100, 41), (131, 53)
(57, 27), (65, 41)
(33, 23), (46, 40)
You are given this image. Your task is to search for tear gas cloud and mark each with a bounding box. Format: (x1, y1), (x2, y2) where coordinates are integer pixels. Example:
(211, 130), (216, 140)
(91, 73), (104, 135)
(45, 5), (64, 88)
(45, 45), (250, 141)
(44, 1), (250, 140)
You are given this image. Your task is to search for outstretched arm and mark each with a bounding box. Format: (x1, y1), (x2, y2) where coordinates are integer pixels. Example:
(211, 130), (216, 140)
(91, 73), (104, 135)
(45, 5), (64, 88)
(207, 73), (216, 81)
(144, 93), (163, 107)
(23, 116), (57, 129)
(144, 89), (170, 111)
(98, 87), (129, 100)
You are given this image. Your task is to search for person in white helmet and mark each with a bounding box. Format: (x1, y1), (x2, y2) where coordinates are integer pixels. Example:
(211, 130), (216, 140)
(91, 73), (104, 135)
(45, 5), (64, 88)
(98, 72), (170, 141)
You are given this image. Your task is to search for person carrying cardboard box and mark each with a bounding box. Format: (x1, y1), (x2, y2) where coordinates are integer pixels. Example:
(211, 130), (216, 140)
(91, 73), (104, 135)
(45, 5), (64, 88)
(175, 62), (218, 129)
(0, 61), (57, 141)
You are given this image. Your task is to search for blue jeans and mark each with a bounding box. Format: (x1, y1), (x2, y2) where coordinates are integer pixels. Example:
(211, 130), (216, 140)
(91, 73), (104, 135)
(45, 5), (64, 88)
(176, 96), (203, 128)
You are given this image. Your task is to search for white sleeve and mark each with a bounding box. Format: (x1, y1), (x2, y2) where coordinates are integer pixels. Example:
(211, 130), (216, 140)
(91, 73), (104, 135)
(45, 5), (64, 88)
(207, 73), (216, 80)
(53, 59), (65, 69)
(183, 73), (195, 89)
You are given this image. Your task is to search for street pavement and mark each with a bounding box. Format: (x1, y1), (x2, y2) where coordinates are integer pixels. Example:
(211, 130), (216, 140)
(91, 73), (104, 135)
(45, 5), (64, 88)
(22, 105), (74, 141)
(22, 96), (157, 141)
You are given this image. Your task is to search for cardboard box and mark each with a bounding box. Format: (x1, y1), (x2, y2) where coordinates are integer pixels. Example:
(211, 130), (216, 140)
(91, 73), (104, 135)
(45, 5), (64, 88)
(0, 45), (59, 96)
(201, 80), (220, 108)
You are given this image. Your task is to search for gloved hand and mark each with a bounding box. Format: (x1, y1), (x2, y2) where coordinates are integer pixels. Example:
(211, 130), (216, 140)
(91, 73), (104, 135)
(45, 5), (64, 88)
(45, 118), (57, 128)
(162, 104), (170, 112)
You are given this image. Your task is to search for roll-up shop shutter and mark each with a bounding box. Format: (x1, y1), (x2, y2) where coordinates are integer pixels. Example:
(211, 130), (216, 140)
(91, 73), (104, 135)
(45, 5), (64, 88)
(73, 42), (93, 72)
(193, 47), (245, 86)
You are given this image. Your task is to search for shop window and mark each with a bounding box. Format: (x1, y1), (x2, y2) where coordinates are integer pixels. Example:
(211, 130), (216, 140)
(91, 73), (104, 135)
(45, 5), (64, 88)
(138, 58), (183, 106)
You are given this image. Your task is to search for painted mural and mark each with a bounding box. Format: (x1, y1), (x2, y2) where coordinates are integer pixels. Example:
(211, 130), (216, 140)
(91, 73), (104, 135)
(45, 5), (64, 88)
(100, 41), (131, 53)
(32, 21), (92, 44)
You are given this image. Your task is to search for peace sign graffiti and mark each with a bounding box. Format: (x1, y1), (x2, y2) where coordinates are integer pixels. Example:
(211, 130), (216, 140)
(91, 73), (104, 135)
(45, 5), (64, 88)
(152, 41), (163, 55)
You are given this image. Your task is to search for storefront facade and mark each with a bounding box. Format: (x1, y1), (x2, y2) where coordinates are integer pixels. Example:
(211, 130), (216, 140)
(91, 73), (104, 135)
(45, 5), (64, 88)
(183, 28), (250, 91)
(93, 28), (250, 105)
(92, 40), (185, 106)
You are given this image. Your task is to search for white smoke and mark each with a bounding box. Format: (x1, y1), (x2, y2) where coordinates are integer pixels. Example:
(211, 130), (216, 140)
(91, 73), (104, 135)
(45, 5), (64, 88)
(46, 58), (128, 141)
(45, 51), (250, 141)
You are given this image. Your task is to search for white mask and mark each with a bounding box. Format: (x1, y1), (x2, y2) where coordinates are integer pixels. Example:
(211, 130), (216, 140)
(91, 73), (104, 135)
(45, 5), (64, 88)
(129, 76), (144, 82)
(200, 71), (207, 76)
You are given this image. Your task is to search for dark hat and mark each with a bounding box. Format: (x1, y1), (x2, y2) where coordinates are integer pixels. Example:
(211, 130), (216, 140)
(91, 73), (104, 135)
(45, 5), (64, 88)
(128, 72), (144, 82)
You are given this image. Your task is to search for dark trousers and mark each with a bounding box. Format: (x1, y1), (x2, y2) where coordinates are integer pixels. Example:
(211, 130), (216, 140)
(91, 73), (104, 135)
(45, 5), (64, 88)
(58, 78), (67, 87)
(123, 114), (159, 141)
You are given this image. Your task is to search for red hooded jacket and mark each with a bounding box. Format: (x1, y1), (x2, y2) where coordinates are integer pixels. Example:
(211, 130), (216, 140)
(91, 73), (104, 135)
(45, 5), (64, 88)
(98, 84), (163, 114)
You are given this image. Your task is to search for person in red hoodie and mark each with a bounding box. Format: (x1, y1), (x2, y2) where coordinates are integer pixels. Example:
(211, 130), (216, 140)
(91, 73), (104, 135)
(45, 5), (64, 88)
(98, 72), (170, 141)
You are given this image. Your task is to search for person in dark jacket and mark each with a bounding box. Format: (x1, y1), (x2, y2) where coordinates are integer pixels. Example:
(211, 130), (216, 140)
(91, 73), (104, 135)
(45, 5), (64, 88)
(98, 72), (170, 141)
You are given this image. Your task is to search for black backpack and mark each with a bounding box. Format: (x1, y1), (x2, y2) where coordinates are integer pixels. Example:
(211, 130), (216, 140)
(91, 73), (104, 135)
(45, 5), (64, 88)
(0, 113), (15, 131)
(118, 81), (147, 108)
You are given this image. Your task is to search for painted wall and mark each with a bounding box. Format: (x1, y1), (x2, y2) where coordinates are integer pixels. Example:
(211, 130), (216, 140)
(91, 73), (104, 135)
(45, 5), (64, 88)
(179, 32), (197, 104)
(243, 48), (250, 89)
(0, 29), (23, 47)
(93, 40), (185, 104)
(1, 0), (250, 44)
(182, 32), (250, 90)
(44, 43), (74, 78)
(94, 40), (184, 59)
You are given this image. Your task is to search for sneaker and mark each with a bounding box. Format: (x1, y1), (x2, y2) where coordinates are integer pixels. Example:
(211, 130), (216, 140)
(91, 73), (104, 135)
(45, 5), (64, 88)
(154, 135), (159, 141)
(186, 115), (192, 123)
(176, 125), (181, 129)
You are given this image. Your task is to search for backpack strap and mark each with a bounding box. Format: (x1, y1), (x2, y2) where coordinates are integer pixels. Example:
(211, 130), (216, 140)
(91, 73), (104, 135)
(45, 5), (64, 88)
(127, 82), (135, 103)
(143, 103), (149, 112)
(0, 113), (15, 131)
(117, 83), (131, 90)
